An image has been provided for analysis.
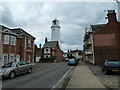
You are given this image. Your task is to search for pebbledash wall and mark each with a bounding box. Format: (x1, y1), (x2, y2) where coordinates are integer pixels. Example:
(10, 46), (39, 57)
(93, 10), (120, 65)
(1, 25), (35, 65)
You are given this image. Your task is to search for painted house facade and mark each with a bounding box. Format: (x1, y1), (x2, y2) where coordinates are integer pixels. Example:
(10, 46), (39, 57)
(42, 38), (63, 62)
(83, 10), (120, 65)
(1, 25), (35, 66)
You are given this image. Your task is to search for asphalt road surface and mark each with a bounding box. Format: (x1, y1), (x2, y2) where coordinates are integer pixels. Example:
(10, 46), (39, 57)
(2, 62), (74, 88)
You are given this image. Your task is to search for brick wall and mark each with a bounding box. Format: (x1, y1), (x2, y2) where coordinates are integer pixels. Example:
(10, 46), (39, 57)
(55, 47), (63, 62)
(93, 22), (120, 65)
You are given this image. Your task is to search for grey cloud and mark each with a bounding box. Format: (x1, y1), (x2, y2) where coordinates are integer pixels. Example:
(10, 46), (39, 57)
(1, 4), (15, 27)
(1, 2), (118, 51)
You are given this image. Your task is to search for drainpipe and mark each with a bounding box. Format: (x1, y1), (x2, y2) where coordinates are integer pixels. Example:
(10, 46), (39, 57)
(32, 40), (35, 65)
(24, 36), (26, 61)
(0, 29), (2, 66)
(0, 26), (2, 90)
(92, 34), (95, 65)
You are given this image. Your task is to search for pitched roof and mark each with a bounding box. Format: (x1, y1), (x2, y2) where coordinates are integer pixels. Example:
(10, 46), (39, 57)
(0, 25), (18, 36)
(11, 28), (35, 39)
(43, 41), (59, 48)
(90, 24), (105, 32)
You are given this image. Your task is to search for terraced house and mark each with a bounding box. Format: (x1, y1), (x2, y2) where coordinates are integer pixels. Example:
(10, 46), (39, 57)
(0, 25), (35, 66)
(83, 10), (120, 65)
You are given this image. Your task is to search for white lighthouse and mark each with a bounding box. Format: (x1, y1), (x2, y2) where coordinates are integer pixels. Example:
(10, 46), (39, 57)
(51, 19), (61, 47)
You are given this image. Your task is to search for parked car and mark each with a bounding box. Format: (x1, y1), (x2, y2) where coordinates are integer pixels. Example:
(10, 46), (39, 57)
(68, 58), (78, 66)
(0, 61), (33, 79)
(65, 58), (69, 62)
(101, 60), (120, 75)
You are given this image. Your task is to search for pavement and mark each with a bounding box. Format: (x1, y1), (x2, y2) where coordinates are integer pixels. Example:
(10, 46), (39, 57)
(66, 61), (106, 88)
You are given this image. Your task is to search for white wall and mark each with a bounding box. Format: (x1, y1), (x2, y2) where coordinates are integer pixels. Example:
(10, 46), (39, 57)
(44, 48), (50, 53)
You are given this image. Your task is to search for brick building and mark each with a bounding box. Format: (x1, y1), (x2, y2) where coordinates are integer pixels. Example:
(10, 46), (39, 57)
(34, 44), (42, 62)
(83, 24), (105, 64)
(0, 25), (35, 66)
(42, 37), (63, 62)
(83, 10), (120, 65)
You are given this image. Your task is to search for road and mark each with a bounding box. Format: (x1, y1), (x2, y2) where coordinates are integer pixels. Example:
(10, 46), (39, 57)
(2, 62), (74, 88)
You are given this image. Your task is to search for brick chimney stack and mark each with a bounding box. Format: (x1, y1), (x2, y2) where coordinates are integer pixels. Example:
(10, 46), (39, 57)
(45, 37), (48, 43)
(107, 10), (117, 23)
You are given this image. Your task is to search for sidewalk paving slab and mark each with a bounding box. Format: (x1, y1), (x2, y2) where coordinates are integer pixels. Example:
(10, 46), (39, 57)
(66, 61), (105, 88)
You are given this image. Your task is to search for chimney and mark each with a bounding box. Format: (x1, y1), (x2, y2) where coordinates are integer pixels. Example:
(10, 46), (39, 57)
(39, 44), (41, 49)
(107, 10), (117, 23)
(45, 37), (48, 43)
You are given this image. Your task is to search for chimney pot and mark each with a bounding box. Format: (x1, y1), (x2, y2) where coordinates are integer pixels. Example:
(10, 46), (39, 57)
(107, 10), (117, 23)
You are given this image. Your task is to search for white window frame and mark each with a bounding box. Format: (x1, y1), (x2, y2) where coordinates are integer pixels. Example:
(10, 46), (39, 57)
(3, 54), (8, 65)
(9, 54), (14, 62)
(16, 54), (20, 62)
(28, 54), (31, 62)
(4, 35), (9, 44)
(28, 39), (31, 47)
(11, 36), (16, 45)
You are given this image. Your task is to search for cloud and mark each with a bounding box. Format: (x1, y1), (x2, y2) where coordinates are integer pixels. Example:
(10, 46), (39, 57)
(1, 2), (118, 52)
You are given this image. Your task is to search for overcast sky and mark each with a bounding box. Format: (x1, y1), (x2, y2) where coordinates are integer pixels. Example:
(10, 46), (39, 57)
(0, 1), (118, 52)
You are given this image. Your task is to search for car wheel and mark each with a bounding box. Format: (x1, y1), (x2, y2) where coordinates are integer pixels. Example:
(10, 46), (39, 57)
(9, 71), (16, 79)
(28, 68), (32, 73)
(105, 70), (109, 75)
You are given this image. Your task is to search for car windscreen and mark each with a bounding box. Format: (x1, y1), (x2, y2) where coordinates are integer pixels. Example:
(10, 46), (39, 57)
(69, 59), (75, 62)
(107, 61), (120, 65)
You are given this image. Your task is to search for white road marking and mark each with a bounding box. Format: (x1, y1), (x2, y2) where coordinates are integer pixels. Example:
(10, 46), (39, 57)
(52, 66), (73, 89)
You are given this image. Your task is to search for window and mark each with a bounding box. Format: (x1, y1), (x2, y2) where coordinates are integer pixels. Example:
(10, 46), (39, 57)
(10, 54), (14, 62)
(28, 39), (31, 47)
(44, 48), (50, 53)
(52, 52), (55, 56)
(16, 54), (20, 61)
(53, 20), (56, 25)
(4, 35), (9, 44)
(46, 49), (48, 52)
(11, 36), (16, 45)
(28, 55), (31, 62)
(3, 54), (8, 65)
(46, 56), (48, 58)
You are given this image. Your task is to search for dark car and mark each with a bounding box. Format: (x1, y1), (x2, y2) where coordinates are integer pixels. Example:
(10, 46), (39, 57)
(101, 60), (120, 75)
(0, 61), (33, 79)
(68, 58), (78, 66)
